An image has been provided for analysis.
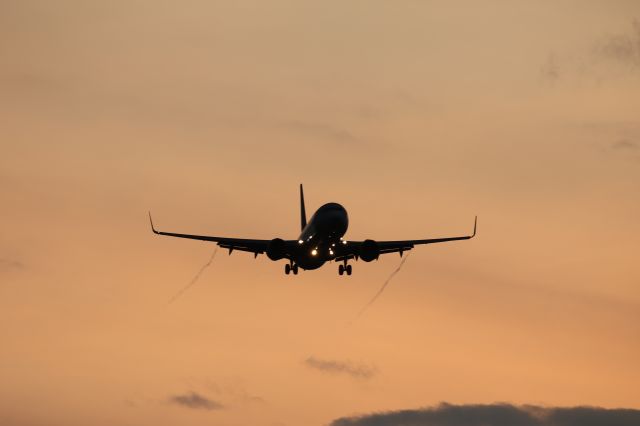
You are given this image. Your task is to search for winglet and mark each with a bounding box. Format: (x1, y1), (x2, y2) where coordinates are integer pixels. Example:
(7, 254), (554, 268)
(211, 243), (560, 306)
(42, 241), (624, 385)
(148, 211), (159, 234)
(471, 216), (477, 238)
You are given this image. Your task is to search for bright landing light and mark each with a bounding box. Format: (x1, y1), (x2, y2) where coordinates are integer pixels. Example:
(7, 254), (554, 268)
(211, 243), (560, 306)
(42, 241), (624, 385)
(311, 249), (318, 256)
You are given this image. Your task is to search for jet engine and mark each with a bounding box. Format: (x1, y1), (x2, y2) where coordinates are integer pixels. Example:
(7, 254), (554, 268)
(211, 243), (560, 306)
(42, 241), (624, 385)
(266, 238), (287, 261)
(359, 239), (379, 262)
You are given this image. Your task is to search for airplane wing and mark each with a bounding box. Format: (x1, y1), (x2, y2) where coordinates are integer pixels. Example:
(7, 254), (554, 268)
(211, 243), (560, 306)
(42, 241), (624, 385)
(148, 213), (289, 256)
(336, 216), (477, 261)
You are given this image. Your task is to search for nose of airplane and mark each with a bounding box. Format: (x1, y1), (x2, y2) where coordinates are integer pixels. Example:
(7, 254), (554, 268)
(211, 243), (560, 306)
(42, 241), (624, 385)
(327, 211), (342, 227)
(321, 209), (348, 235)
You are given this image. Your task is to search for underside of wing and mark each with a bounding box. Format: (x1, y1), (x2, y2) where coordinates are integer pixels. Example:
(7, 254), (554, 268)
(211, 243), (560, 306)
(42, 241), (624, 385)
(336, 216), (477, 261)
(148, 213), (294, 257)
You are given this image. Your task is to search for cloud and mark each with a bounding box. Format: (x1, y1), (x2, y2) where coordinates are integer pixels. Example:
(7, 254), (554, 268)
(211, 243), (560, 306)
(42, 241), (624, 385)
(0, 258), (24, 270)
(330, 403), (640, 426)
(283, 120), (357, 144)
(541, 19), (640, 84)
(612, 139), (638, 150)
(203, 378), (266, 406)
(304, 357), (377, 380)
(540, 53), (560, 84)
(167, 391), (223, 411)
(0, 70), (71, 95)
(595, 19), (640, 69)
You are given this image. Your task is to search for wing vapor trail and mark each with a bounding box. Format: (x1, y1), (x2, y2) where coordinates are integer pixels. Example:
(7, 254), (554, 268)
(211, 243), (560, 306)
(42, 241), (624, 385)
(167, 246), (219, 305)
(352, 252), (411, 322)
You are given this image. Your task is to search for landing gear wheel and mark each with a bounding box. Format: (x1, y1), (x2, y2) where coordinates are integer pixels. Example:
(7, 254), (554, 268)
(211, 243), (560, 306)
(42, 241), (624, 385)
(338, 264), (344, 275)
(292, 264), (299, 275)
(346, 264), (352, 275)
(285, 264), (291, 275)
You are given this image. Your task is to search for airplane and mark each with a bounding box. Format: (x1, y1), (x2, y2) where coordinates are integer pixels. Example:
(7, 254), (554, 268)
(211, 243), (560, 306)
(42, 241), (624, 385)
(149, 184), (476, 276)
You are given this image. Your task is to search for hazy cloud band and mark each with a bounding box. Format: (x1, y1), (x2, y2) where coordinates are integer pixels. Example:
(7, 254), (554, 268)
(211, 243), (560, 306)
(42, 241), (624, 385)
(330, 403), (640, 426)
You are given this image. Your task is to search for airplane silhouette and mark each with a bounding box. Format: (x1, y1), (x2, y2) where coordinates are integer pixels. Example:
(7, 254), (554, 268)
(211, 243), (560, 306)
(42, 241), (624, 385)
(149, 184), (476, 276)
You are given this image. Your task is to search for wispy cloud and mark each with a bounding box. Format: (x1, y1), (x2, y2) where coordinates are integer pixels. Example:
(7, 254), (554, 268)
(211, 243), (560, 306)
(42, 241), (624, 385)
(595, 19), (640, 69)
(282, 121), (357, 144)
(612, 139), (638, 150)
(540, 53), (560, 84)
(0, 258), (24, 270)
(204, 378), (266, 406)
(330, 403), (640, 426)
(168, 391), (223, 411)
(304, 357), (377, 380)
(541, 19), (640, 84)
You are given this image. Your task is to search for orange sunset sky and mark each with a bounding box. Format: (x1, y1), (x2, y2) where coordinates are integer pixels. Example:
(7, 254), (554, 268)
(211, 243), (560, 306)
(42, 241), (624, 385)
(1, 1), (639, 425)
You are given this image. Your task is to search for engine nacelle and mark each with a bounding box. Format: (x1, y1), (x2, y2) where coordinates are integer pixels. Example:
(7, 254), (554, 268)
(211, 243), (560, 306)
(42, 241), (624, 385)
(266, 238), (287, 261)
(359, 239), (379, 262)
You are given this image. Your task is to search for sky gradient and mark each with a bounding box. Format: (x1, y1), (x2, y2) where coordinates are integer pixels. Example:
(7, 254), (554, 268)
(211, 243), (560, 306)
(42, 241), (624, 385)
(1, 1), (639, 425)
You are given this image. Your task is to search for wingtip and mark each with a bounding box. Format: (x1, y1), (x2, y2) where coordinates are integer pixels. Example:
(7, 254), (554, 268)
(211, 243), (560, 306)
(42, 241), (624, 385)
(148, 211), (158, 234)
(472, 216), (477, 238)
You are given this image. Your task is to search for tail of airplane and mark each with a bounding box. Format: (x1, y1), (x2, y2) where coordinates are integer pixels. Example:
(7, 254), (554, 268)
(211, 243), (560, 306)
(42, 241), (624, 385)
(300, 184), (307, 231)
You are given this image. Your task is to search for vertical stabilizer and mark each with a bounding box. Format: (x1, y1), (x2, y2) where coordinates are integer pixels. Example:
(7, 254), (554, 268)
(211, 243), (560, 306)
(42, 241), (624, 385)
(300, 184), (307, 231)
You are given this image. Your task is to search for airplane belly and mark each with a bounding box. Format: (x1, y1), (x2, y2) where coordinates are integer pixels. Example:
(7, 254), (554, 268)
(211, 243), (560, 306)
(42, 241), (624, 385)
(294, 254), (325, 270)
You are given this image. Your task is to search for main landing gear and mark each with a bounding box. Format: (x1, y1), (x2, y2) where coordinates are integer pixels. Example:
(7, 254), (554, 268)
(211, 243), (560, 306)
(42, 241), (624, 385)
(285, 262), (299, 275)
(338, 262), (352, 276)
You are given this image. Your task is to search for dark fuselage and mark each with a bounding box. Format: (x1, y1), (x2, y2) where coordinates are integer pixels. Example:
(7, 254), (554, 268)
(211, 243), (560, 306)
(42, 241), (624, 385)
(294, 203), (349, 270)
